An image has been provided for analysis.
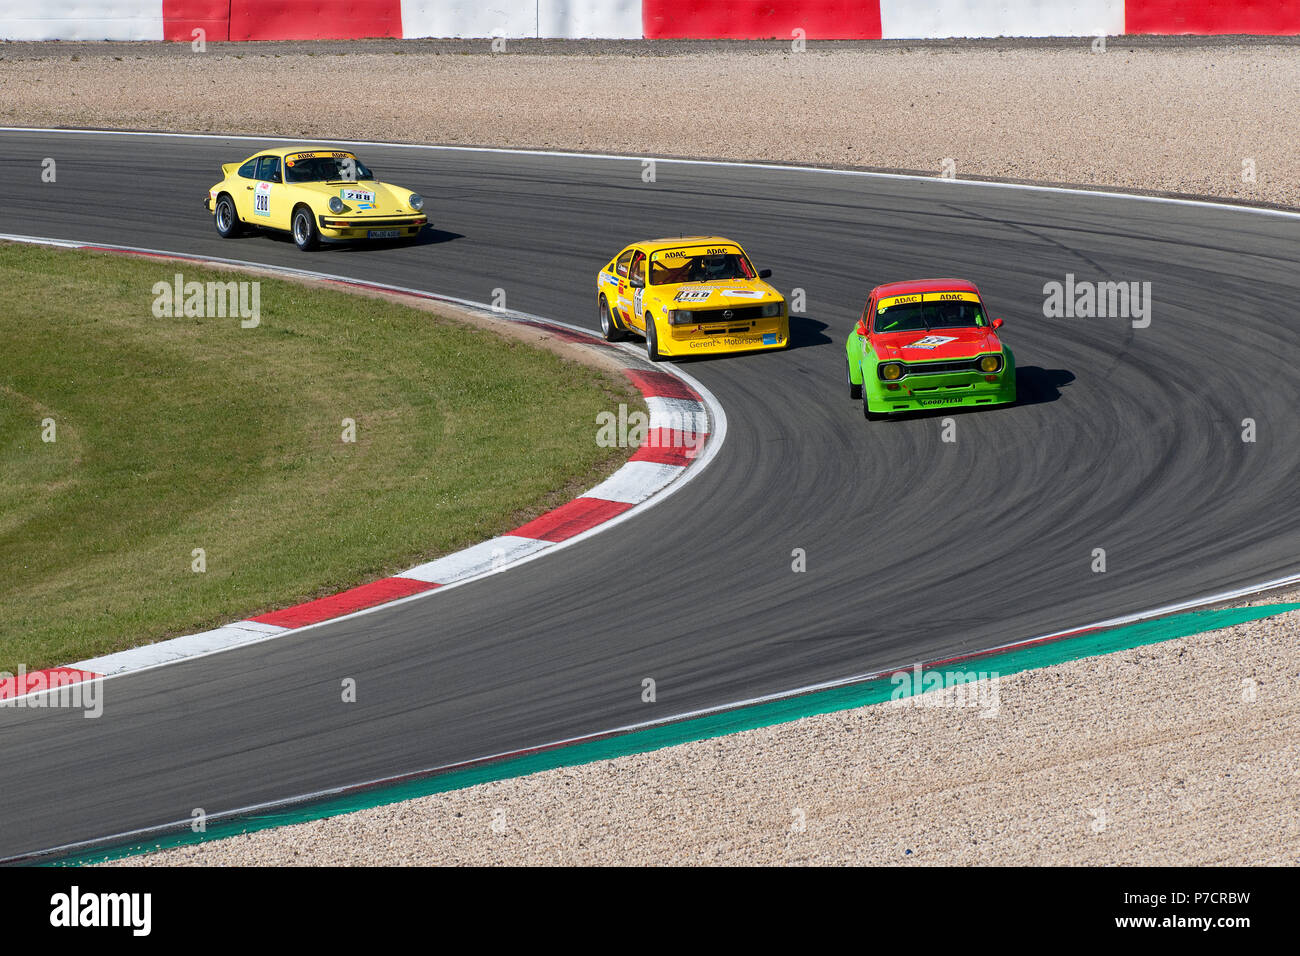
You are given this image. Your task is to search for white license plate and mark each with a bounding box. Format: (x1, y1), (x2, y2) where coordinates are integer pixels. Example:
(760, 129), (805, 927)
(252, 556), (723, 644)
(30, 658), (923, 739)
(368, 229), (401, 239)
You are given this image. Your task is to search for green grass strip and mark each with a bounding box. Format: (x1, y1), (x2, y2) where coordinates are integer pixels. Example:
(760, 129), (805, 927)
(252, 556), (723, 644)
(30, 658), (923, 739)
(0, 243), (637, 673)
(49, 600), (1297, 866)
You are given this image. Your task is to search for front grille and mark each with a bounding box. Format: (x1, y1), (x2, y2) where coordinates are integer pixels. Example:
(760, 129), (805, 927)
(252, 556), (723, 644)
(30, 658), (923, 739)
(878, 355), (999, 380)
(908, 359), (980, 375)
(688, 306), (769, 323)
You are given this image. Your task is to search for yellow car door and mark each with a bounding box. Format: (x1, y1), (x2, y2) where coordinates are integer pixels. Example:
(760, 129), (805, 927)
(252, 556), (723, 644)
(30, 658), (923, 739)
(614, 247), (635, 325)
(230, 156), (261, 222)
(626, 248), (648, 331)
(250, 155), (290, 230)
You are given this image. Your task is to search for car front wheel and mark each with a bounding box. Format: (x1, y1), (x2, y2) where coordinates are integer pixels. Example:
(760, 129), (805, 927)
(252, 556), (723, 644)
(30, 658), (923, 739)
(863, 389), (888, 421)
(214, 195), (242, 238)
(644, 312), (662, 362)
(847, 357), (862, 400)
(292, 207), (320, 251)
(600, 297), (626, 342)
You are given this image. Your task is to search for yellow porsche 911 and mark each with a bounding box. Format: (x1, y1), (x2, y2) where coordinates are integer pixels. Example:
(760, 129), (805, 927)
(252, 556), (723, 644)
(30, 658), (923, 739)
(205, 147), (427, 250)
(597, 236), (788, 361)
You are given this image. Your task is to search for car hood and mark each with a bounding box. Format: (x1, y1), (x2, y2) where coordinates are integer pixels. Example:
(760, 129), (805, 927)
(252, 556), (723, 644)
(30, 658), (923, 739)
(661, 280), (782, 307)
(289, 180), (416, 213)
(872, 326), (1003, 361)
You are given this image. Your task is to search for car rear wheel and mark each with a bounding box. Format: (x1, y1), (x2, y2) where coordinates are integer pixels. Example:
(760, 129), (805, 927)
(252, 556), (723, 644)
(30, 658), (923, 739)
(645, 312), (663, 362)
(214, 195), (242, 238)
(292, 206), (320, 251)
(599, 297), (626, 342)
(847, 357), (862, 400)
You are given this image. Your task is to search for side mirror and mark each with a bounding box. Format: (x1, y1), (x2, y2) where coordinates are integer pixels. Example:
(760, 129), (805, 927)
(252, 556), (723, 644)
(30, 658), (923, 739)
(856, 321), (869, 337)
(629, 276), (645, 289)
(992, 318), (1004, 330)
(758, 269), (772, 279)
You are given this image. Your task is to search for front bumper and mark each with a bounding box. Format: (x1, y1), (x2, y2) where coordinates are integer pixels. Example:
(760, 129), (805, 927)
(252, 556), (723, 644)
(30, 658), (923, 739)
(865, 357), (1016, 414)
(318, 214), (428, 240)
(659, 316), (789, 357)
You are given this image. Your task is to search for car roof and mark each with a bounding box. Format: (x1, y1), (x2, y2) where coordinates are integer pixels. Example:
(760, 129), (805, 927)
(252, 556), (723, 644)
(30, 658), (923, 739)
(633, 236), (744, 254)
(242, 146), (358, 160)
(871, 278), (981, 298)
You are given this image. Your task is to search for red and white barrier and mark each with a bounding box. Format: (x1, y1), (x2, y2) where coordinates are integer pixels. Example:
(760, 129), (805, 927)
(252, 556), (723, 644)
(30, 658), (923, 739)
(1125, 0), (1300, 35)
(400, 1), (643, 40)
(2, 0), (164, 41)
(879, 1), (1124, 40)
(3, 3), (1300, 60)
(643, 0), (882, 39)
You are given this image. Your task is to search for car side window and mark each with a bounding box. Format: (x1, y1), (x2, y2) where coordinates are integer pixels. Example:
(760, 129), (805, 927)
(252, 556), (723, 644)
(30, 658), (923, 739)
(629, 251), (646, 284)
(616, 250), (633, 279)
(237, 159), (258, 179)
(256, 156), (282, 183)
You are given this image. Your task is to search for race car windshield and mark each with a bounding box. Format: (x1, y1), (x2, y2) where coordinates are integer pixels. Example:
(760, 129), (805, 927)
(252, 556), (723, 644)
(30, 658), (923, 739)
(650, 252), (755, 285)
(284, 156), (374, 183)
(874, 299), (985, 333)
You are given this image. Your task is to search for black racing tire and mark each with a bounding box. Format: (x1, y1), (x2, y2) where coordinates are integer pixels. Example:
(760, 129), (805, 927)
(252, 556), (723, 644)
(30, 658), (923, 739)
(214, 194), (243, 238)
(863, 389), (887, 421)
(599, 296), (626, 342)
(645, 312), (663, 362)
(847, 357), (862, 400)
(292, 205), (320, 251)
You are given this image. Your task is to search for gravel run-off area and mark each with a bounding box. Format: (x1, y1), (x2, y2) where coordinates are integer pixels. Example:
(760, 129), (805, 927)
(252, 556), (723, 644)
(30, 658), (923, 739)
(2, 39), (1300, 206)
(5, 39), (1294, 865)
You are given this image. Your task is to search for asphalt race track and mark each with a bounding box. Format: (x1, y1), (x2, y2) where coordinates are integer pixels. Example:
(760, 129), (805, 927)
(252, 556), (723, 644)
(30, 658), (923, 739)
(2, 131), (1297, 859)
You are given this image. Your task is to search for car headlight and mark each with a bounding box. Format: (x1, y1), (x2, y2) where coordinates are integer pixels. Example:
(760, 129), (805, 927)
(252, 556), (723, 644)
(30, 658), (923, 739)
(328, 197), (346, 214)
(759, 302), (782, 318)
(880, 362), (904, 381)
(668, 310), (694, 326)
(408, 193), (424, 211)
(978, 354), (1002, 373)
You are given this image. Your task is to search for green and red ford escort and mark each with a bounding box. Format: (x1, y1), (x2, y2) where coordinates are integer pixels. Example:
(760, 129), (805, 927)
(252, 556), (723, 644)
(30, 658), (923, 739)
(846, 278), (1016, 418)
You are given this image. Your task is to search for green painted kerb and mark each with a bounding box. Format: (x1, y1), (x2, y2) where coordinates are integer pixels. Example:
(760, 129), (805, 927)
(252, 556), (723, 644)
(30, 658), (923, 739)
(50, 601), (1299, 866)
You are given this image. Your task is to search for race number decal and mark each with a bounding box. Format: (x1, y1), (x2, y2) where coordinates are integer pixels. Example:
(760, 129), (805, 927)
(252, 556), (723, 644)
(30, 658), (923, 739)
(633, 288), (644, 316)
(339, 156), (357, 182)
(341, 188), (374, 203)
(254, 181), (272, 217)
(904, 335), (958, 350)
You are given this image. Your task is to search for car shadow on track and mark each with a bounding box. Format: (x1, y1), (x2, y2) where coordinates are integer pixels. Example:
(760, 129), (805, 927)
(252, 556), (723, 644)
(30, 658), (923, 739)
(1014, 366), (1075, 407)
(788, 314), (834, 350)
(255, 226), (464, 252)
